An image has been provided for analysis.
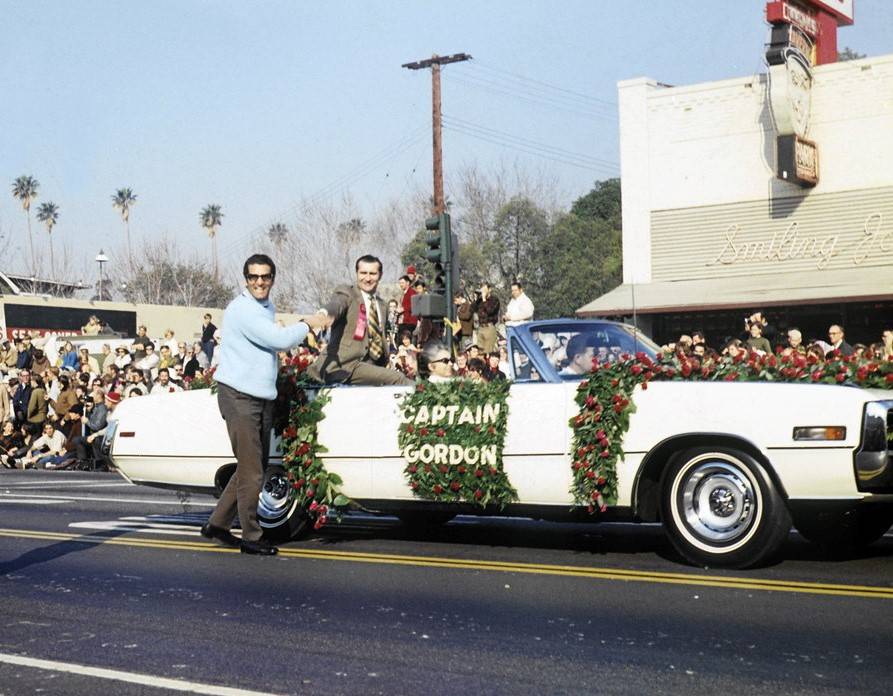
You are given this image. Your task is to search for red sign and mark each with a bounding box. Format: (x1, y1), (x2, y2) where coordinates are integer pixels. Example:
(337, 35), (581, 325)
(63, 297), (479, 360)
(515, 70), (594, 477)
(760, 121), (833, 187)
(766, 0), (819, 37)
(809, 0), (854, 25)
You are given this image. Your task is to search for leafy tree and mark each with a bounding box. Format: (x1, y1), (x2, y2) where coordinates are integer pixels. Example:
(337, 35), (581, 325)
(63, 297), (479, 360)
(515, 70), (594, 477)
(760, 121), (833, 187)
(112, 187), (138, 263)
(533, 178), (623, 318)
(36, 201), (60, 281)
(536, 213), (621, 318)
(118, 238), (234, 308)
(571, 178), (621, 227)
(491, 196), (549, 291)
(11, 175), (39, 275)
(199, 204), (224, 279)
(838, 46), (866, 62)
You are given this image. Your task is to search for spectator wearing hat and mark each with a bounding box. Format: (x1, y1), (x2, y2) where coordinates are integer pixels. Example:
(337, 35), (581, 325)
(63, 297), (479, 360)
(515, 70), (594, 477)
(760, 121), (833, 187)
(113, 344), (132, 369)
(397, 275), (418, 339)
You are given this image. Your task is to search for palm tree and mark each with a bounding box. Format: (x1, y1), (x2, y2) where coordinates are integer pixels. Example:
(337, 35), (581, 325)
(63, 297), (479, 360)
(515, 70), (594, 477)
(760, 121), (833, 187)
(11, 175), (39, 275)
(199, 204), (224, 279)
(36, 201), (60, 281)
(112, 187), (138, 262)
(268, 222), (288, 249)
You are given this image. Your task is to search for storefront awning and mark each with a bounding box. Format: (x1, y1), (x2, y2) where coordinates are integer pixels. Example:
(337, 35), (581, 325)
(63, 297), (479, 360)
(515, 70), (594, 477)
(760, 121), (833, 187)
(576, 268), (893, 317)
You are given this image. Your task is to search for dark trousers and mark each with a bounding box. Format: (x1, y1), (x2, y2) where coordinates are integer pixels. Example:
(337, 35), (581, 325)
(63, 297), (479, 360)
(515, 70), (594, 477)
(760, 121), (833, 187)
(208, 383), (273, 542)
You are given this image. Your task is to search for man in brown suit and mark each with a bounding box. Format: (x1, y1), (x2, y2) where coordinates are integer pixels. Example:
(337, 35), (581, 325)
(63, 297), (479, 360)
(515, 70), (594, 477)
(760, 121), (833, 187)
(309, 255), (413, 386)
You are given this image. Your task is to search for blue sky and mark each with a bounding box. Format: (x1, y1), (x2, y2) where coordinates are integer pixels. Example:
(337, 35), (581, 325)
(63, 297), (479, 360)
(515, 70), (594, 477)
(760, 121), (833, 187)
(2, 0), (891, 282)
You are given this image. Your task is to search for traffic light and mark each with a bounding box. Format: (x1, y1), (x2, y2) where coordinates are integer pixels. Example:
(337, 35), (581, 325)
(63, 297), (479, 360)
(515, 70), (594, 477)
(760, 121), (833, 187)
(425, 213), (451, 298)
(411, 212), (460, 320)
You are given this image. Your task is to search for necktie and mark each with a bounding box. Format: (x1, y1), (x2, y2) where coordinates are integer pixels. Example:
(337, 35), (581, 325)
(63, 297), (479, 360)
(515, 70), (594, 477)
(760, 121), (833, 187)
(367, 298), (384, 361)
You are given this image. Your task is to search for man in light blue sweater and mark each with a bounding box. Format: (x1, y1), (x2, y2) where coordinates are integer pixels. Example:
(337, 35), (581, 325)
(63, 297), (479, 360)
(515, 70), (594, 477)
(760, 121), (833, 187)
(203, 254), (330, 556)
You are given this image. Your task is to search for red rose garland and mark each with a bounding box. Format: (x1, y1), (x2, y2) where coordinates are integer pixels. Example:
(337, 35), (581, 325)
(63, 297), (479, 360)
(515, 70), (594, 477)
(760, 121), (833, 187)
(569, 349), (893, 515)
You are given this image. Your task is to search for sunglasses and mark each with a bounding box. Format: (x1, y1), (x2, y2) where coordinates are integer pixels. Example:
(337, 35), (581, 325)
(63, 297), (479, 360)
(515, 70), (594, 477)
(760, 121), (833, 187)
(430, 358), (451, 365)
(246, 273), (274, 282)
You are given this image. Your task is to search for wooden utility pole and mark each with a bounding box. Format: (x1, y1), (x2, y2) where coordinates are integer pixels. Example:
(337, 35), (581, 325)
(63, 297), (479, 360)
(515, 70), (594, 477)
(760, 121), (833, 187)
(402, 53), (472, 215)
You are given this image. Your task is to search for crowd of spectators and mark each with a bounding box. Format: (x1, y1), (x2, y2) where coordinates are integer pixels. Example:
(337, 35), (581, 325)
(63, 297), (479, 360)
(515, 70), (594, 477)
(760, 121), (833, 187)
(659, 311), (893, 364)
(1, 317), (223, 471)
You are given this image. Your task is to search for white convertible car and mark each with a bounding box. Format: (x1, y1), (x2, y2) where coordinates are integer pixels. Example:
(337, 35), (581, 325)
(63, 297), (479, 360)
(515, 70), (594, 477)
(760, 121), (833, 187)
(105, 320), (893, 568)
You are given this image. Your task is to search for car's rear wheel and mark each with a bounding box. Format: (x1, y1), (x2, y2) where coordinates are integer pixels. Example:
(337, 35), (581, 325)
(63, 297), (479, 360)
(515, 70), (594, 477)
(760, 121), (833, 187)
(257, 467), (310, 543)
(660, 447), (791, 568)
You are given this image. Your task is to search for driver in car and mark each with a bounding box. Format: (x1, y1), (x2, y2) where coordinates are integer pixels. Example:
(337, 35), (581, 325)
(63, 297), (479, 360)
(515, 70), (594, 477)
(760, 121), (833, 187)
(559, 334), (598, 376)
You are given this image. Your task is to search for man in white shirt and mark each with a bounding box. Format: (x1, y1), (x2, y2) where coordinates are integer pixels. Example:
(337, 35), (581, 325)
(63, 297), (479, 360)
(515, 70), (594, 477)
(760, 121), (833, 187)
(135, 342), (160, 380)
(19, 421), (68, 469)
(151, 367), (183, 394)
(503, 281), (534, 327)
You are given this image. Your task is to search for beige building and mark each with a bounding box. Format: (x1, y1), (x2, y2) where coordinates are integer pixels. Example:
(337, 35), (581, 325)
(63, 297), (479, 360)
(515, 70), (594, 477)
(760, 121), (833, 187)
(579, 52), (893, 347)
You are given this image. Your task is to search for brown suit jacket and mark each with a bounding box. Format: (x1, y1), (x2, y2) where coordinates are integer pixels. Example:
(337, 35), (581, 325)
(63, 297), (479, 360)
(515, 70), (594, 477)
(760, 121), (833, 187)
(308, 285), (388, 384)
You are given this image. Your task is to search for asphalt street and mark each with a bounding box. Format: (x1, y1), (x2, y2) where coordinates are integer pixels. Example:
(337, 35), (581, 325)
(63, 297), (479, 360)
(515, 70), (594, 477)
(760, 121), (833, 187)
(1, 470), (892, 695)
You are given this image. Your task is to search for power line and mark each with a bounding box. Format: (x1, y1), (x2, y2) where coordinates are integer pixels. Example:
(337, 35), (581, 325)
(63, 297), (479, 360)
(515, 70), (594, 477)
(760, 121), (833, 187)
(443, 122), (617, 173)
(468, 59), (618, 109)
(442, 117), (618, 173)
(444, 115), (618, 167)
(445, 73), (615, 121)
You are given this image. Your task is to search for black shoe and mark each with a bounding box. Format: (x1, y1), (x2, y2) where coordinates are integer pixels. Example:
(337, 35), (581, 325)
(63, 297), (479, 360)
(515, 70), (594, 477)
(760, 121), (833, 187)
(240, 539), (278, 556)
(200, 523), (240, 548)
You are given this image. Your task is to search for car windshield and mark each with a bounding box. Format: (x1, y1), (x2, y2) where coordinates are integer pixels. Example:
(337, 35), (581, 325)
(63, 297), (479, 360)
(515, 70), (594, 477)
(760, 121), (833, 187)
(529, 323), (660, 380)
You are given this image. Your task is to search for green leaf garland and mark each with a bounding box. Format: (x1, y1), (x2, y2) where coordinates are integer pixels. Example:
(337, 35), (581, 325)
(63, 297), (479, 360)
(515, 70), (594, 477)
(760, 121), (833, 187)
(397, 379), (517, 507)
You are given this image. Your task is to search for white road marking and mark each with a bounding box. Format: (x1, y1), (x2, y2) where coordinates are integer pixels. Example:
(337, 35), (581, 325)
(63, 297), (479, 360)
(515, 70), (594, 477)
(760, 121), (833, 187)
(68, 521), (242, 538)
(0, 493), (215, 507)
(0, 652), (284, 695)
(0, 499), (68, 505)
(2, 481), (136, 489)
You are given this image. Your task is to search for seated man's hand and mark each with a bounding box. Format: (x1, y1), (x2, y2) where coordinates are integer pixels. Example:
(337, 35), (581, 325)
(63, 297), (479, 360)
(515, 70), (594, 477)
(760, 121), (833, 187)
(302, 313), (333, 332)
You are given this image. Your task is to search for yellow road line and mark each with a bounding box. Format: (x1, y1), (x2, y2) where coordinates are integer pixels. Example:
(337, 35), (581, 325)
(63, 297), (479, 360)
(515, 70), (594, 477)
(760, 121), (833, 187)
(1, 527), (890, 600)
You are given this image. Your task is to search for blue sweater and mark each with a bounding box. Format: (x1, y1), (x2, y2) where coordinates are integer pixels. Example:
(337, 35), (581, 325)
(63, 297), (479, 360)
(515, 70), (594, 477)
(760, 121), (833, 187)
(213, 289), (309, 400)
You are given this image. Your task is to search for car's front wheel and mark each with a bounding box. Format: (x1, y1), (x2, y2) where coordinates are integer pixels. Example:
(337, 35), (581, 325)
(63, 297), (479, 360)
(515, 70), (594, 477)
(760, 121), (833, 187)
(660, 447), (791, 568)
(257, 467), (310, 543)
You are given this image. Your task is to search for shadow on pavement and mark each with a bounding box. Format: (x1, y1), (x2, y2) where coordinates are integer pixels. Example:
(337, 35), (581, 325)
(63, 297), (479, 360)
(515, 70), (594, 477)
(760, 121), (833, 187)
(0, 529), (130, 575)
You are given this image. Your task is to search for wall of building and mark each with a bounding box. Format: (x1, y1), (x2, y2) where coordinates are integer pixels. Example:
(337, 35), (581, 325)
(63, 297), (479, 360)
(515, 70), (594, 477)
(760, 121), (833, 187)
(0, 294), (300, 341)
(618, 53), (893, 284)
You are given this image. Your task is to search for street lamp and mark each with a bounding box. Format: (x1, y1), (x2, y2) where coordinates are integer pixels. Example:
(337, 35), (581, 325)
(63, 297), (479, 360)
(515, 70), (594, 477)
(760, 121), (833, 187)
(95, 249), (109, 301)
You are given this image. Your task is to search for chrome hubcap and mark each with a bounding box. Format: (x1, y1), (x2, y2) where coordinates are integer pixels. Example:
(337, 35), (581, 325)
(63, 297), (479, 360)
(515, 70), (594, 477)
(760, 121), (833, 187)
(257, 469), (293, 524)
(679, 461), (756, 543)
